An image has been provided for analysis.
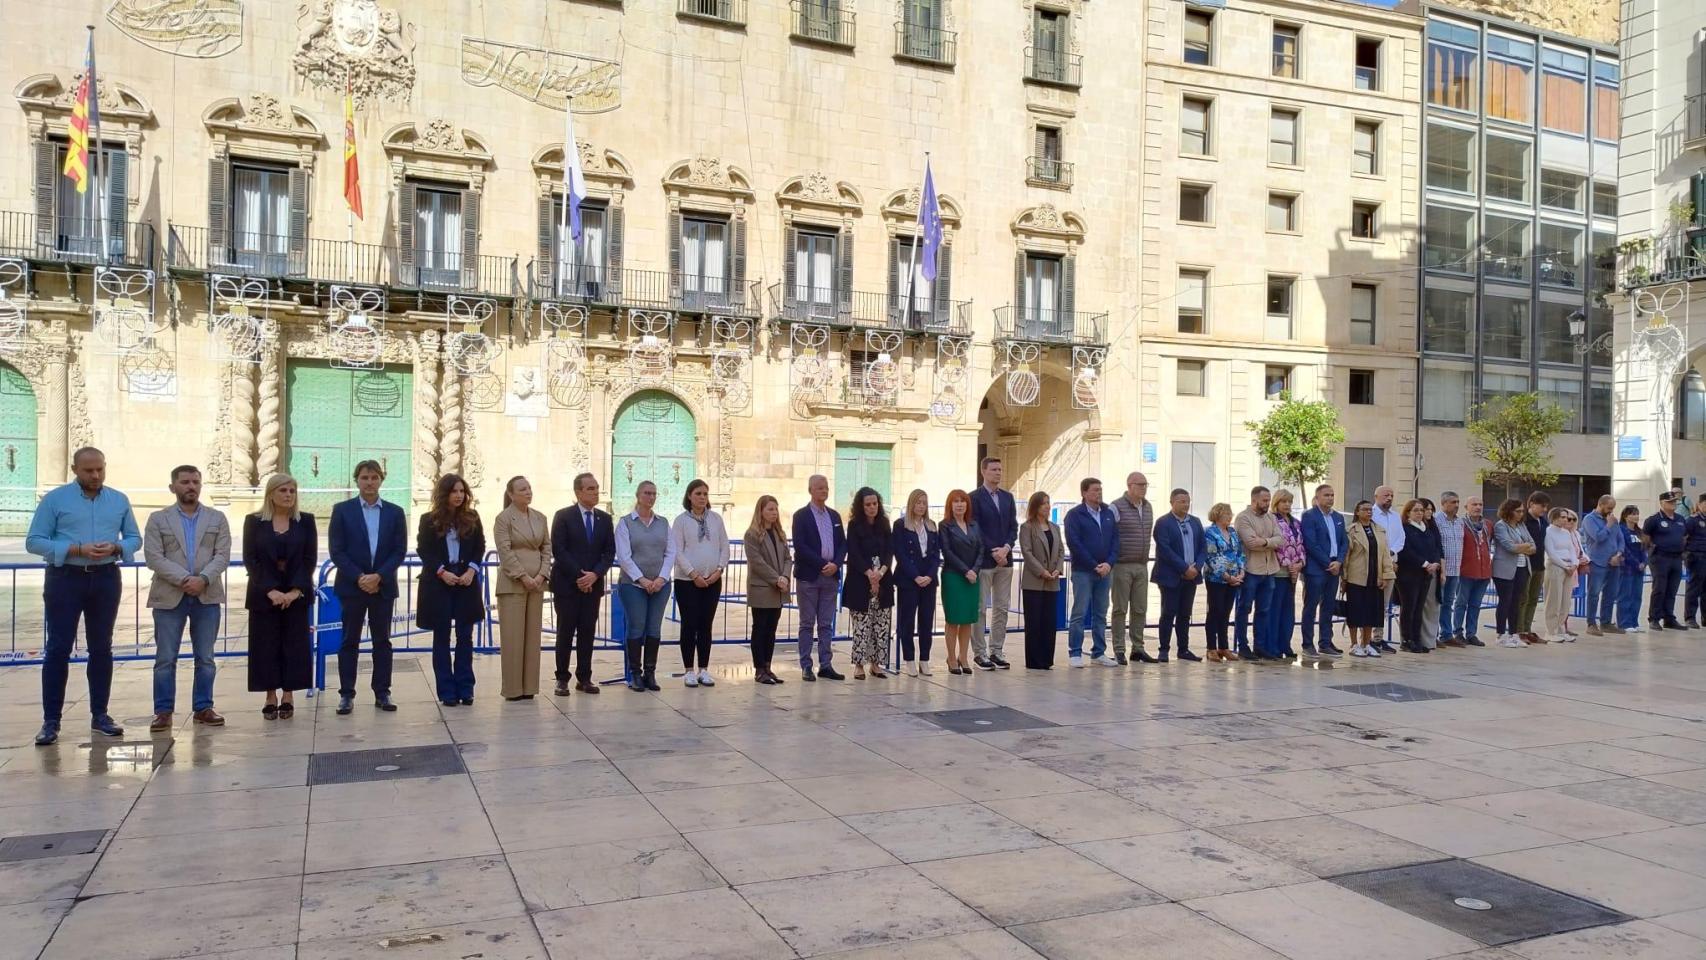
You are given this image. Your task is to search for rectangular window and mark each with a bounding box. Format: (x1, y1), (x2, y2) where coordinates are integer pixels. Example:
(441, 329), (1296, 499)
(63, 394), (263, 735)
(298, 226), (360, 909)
(1351, 202), (1379, 239)
(1537, 221), (1583, 288)
(1427, 18), (1479, 111)
(1485, 34), (1535, 123)
(1023, 252), (1063, 335)
(1350, 283), (1376, 345)
(1267, 193), (1297, 233)
(1541, 46), (1588, 136)
(1353, 121), (1380, 176)
(1033, 8), (1068, 79)
(1539, 167), (1586, 212)
(1273, 24), (1299, 79)
(680, 215), (729, 309)
(1587, 376), (1611, 434)
(1482, 291), (1531, 361)
(1422, 284), (1474, 354)
(1424, 205), (1476, 273)
(1484, 135), (1533, 204)
(1177, 359), (1206, 397)
(230, 162), (291, 274)
(1184, 10), (1213, 65)
(1537, 299), (1580, 365)
(1592, 180), (1617, 220)
(1343, 447), (1385, 508)
(1266, 275), (1294, 340)
(1033, 125), (1065, 183)
(1349, 369), (1375, 406)
(1592, 230), (1616, 299)
(1593, 60), (1619, 142)
(1171, 441), (1216, 515)
(1483, 213), (1531, 283)
(1426, 123), (1475, 193)
(1355, 37), (1381, 91)
(1481, 366), (1532, 405)
(1269, 108), (1300, 166)
(414, 184), (464, 288)
(1264, 365), (1292, 400)
(553, 198), (608, 299)
(892, 236), (934, 323)
(793, 227), (840, 316)
(1177, 268), (1207, 334)
(1181, 96), (1212, 156)
(1179, 182), (1211, 224)
(1422, 364), (1473, 426)
(51, 141), (124, 259)
(1539, 373), (1584, 432)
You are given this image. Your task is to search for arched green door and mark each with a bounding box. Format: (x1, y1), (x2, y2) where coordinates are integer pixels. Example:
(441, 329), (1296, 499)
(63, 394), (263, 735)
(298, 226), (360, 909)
(611, 391), (696, 513)
(285, 361), (413, 523)
(0, 364), (37, 533)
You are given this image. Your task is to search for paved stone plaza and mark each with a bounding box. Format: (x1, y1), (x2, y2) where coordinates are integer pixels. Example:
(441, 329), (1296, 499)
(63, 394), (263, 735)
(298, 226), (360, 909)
(2, 629), (1706, 960)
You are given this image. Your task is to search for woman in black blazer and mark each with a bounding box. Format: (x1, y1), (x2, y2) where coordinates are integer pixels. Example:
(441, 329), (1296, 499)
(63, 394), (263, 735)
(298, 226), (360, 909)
(417, 474), (487, 706)
(892, 488), (942, 676)
(842, 486), (896, 679)
(244, 474), (316, 719)
(1394, 498), (1442, 654)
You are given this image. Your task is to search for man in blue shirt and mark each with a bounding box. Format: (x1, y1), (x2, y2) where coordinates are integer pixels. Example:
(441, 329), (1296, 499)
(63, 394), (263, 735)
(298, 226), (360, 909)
(1683, 495), (1706, 629)
(25, 447), (141, 745)
(1579, 494), (1624, 636)
(1300, 484), (1348, 656)
(1644, 493), (1686, 630)
(970, 457), (1018, 670)
(1065, 478), (1120, 667)
(328, 459), (408, 714)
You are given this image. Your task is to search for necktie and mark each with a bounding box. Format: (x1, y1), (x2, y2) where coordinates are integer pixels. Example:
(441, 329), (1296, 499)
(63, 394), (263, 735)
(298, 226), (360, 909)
(584, 510), (594, 542)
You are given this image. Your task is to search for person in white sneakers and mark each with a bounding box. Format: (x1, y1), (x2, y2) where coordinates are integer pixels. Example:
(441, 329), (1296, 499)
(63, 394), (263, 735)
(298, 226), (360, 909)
(1542, 508), (1586, 643)
(671, 479), (729, 687)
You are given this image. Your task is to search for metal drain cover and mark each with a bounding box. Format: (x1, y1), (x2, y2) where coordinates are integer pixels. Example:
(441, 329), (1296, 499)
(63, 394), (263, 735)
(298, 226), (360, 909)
(1328, 682), (1461, 703)
(307, 744), (466, 786)
(912, 706), (1058, 734)
(1332, 859), (1629, 945)
(0, 830), (107, 862)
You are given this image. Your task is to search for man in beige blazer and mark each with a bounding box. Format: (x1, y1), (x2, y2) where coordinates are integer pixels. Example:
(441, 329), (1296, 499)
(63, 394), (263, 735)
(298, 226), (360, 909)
(144, 465), (232, 730)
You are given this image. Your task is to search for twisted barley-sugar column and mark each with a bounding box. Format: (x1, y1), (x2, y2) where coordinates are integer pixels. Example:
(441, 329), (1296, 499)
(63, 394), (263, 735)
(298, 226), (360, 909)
(438, 371), (463, 477)
(255, 341), (282, 480)
(231, 363), (258, 487)
(414, 333), (442, 487)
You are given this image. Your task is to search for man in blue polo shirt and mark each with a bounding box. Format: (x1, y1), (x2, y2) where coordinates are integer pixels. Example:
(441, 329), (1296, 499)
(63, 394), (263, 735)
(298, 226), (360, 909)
(25, 447), (141, 746)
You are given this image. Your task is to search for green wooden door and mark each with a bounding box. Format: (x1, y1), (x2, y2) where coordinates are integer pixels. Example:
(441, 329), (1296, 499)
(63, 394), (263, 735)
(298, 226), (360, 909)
(611, 391), (696, 513)
(0, 364), (37, 533)
(286, 361), (413, 523)
(835, 442), (893, 515)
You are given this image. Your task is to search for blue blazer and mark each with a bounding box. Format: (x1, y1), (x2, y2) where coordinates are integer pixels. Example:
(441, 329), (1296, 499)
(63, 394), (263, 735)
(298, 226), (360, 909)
(1151, 513), (1207, 588)
(328, 497), (408, 600)
(791, 504), (847, 583)
(1064, 503), (1119, 572)
(1301, 507), (1349, 576)
(892, 522), (942, 592)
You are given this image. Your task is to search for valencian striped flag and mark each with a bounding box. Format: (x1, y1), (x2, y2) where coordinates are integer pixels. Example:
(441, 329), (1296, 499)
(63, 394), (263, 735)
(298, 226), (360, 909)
(343, 73), (363, 219)
(62, 32), (99, 194)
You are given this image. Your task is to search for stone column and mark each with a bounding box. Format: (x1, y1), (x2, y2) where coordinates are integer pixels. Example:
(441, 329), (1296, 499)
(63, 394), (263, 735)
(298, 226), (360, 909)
(256, 339), (283, 481)
(41, 347), (69, 484)
(414, 331), (442, 495)
(231, 363), (258, 488)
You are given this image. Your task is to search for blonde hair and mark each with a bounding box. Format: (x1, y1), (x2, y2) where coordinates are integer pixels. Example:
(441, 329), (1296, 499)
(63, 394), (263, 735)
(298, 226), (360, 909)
(1208, 502), (1233, 525)
(255, 473), (301, 521)
(747, 494), (784, 537)
(1272, 489), (1294, 510)
(900, 489), (936, 532)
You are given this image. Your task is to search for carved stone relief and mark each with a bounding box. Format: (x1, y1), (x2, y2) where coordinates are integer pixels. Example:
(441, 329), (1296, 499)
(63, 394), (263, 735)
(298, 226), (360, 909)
(294, 0), (416, 105)
(107, 0), (245, 59)
(460, 37), (621, 113)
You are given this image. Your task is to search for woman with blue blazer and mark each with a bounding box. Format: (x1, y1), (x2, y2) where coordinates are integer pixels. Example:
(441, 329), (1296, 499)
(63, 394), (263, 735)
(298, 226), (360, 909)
(892, 488), (942, 676)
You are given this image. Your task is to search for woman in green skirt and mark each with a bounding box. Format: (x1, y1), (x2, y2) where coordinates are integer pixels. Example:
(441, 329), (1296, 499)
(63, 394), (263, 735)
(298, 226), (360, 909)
(939, 488), (984, 674)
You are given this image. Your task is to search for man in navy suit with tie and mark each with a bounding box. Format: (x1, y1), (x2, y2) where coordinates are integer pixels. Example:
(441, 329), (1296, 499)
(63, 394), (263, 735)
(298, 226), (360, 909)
(328, 459), (408, 714)
(1151, 488), (1206, 662)
(1300, 484), (1349, 656)
(791, 474), (847, 681)
(551, 472), (615, 696)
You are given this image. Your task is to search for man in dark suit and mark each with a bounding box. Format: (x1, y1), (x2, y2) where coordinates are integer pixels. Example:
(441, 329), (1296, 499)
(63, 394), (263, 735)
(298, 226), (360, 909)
(1300, 483), (1349, 656)
(551, 472), (615, 695)
(791, 474), (847, 681)
(328, 459), (408, 714)
(1151, 488), (1206, 662)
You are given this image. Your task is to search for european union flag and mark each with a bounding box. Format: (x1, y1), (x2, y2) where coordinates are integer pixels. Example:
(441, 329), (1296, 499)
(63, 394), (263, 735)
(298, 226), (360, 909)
(918, 160), (942, 282)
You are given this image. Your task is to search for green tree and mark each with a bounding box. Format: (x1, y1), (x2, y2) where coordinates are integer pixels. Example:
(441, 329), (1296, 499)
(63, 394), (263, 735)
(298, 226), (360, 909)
(1466, 392), (1569, 500)
(1245, 395), (1346, 499)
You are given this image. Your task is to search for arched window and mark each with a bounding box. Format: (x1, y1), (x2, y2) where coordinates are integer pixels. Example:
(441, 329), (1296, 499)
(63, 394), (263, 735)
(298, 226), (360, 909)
(1678, 370), (1706, 440)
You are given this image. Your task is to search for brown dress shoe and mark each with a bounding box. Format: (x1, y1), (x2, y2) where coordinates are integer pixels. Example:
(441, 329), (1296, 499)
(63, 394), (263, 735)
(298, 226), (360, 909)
(1221, 650), (1242, 662)
(574, 681), (601, 694)
(149, 711), (173, 732)
(193, 708), (225, 726)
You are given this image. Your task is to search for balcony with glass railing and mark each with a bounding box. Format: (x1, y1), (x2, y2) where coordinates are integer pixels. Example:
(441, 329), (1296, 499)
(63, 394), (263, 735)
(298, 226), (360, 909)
(0, 211), (156, 269)
(894, 21), (955, 66)
(993, 305), (1107, 345)
(1024, 46), (1082, 88)
(791, 1), (855, 48)
(677, 0), (746, 27)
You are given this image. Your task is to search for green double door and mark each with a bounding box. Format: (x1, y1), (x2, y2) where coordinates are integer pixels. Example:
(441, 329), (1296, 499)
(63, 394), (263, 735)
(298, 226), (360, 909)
(0, 364), (37, 533)
(835, 441), (893, 516)
(285, 361), (413, 523)
(610, 391), (696, 514)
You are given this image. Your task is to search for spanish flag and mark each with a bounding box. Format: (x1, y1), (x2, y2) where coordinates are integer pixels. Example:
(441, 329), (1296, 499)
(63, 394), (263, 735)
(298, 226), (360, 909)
(62, 32), (98, 195)
(343, 73), (363, 220)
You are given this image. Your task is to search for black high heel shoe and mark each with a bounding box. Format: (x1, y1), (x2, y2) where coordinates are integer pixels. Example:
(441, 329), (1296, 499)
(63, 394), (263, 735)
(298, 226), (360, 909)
(262, 703), (278, 720)
(277, 702), (294, 719)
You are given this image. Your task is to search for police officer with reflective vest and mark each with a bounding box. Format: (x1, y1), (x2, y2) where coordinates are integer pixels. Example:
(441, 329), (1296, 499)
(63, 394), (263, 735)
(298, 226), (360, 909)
(1683, 494), (1706, 628)
(1644, 492), (1687, 630)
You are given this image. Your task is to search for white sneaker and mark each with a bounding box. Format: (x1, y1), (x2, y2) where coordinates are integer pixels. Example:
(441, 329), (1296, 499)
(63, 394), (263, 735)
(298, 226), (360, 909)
(902, 661), (918, 676)
(1498, 634), (1524, 648)
(683, 671), (699, 687)
(1350, 646), (1368, 658)
(1093, 655), (1119, 666)
(918, 662), (932, 676)
(1366, 645), (1382, 657)
(1627, 624), (1645, 633)
(1069, 655), (1087, 668)
(698, 669), (716, 686)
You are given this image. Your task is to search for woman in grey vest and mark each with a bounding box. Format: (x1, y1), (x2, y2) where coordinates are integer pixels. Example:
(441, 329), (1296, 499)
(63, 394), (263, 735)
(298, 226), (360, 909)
(614, 481), (676, 692)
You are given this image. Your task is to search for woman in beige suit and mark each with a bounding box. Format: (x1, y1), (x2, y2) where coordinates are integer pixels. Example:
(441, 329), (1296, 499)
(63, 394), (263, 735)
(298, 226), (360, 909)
(1019, 492), (1065, 669)
(493, 475), (551, 699)
(742, 494), (792, 685)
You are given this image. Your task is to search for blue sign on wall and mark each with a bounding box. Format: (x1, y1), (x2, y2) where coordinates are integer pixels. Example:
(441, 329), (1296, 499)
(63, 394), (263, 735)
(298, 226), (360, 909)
(1142, 442), (1158, 464)
(1616, 436), (1644, 461)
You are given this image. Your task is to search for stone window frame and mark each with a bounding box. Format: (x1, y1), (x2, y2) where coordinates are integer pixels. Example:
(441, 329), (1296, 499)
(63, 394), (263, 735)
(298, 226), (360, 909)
(880, 186), (963, 329)
(15, 73), (154, 248)
(200, 95), (325, 275)
(776, 173), (864, 321)
(661, 158), (756, 312)
(532, 141), (635, 301)
(381, 120), (495, 291)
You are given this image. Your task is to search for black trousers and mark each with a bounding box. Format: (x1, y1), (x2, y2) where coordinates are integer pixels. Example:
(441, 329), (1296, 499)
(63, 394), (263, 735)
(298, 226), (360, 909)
(1022, 588), (1056, 668)
(1158, 581), (1197, 655)
(1650, 553), (1683, 624)
(1494, 569), (1527, 636)
(337, 592), (394, 698)
(896, 584), (937, 662)
(554, 588), (600, 684)
(750, 606), (781, 670)
(1396, 567), (1430, 651)
(675, 580), (720, 670)
(1684, 554), (1706, 620)
(1205, 581), (1236, 651)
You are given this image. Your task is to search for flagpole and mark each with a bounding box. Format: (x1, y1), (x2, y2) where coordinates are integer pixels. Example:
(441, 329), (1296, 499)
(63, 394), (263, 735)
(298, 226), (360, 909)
(559, 95), (573, 298)
(902, 152), (927, 331)
(87, 24), (109, 265)
(345, 66), (355, 283)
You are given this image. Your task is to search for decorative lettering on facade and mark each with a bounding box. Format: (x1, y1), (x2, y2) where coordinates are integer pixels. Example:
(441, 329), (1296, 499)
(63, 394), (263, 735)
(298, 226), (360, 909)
(107, 0), (244, 59)
(460, 38), (621, 114)
(294, 0), (415, 106)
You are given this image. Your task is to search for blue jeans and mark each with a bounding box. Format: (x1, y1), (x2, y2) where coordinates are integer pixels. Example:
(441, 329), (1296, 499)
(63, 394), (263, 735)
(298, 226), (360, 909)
(1618, 567), (1645, 629)
(617, 581), (673, 643)
(152, 595), (222, 713)
(1068, 569), (1111, 658)
(1301, 571), (1338, 647)
(1233, 581), (1254, 651)
(1455, 578), (1490, 639)
(43, 564), (121, 727)
(1438, 576), (1462, 638)
(1271, 575), (1296, 655)
(1246, 573), (1279, 657)
(431, 619), (476, 702)
(1586, 563), (1620, 626)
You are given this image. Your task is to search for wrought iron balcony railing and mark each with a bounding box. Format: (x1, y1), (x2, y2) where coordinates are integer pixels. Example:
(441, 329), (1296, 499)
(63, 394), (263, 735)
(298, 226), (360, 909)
(526, 260), (762, 317)
(0, 211), (156, 269)
(993, 305), (1107, 345)
(1027, 157), (1073, 188)
(1619, 225), (1706, 289)
(1025, 46), (1082, 88)
(894, 21), (956, 66)
(791, 1), (855, 48)
(767, 282), (969, 333)
(166, 223), (518, 298)
(677, 0), (746, 27)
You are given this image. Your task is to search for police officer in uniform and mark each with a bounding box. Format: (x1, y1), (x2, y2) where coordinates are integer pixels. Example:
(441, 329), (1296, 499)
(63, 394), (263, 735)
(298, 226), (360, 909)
(1644, 492), (1687, 630)
(1684, 494), (1706, 629)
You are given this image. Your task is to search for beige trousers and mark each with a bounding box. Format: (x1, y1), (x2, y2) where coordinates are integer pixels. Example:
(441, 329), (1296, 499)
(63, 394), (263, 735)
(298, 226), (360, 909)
(1543, 565), (1573, 639)
(498, 590), (544, 697)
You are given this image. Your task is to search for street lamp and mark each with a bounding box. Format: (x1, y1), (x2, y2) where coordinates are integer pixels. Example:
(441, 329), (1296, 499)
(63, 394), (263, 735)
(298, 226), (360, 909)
(1568, 308), (1612, 357)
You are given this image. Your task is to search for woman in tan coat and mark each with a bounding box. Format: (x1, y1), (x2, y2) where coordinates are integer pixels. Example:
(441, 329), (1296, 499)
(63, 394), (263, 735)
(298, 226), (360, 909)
(743, 494), (792, 685)
(1019, 492), (1065, 669)
(1342, 499), (1394, 658)
(493, 475), (551, 699)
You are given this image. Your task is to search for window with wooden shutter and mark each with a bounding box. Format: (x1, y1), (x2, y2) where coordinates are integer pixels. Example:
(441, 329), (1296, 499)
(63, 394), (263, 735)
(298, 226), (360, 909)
(837, 224), (853, 316)
(396, 182), (416, 286)
(459, 188), (481, 290)
(783, 225), (799, 313)
(933, 244), (952, 327)
(731, 216), (748, 310)
(105, 150), (129, 263)
(606, 205), (625, 302)
(1012, 251), (1026, 326)
(535, 194), (555, 293)
(1060, 255), (1076, 335)
(207, 157), (229, 266)
(33, 140), (56, 250)
(668, 209), (684, 299)
(287, 166), (309, 277)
